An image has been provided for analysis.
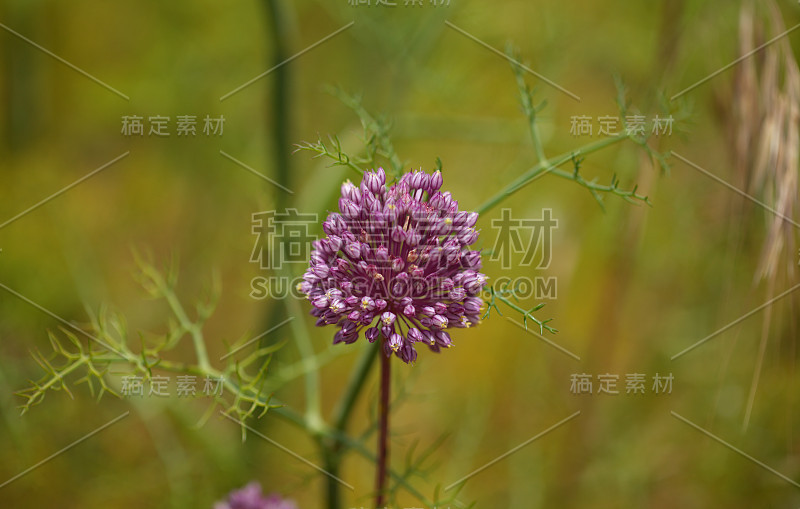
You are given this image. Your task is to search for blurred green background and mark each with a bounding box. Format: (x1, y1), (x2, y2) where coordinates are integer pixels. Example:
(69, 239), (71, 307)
(1, 0), (799, 507)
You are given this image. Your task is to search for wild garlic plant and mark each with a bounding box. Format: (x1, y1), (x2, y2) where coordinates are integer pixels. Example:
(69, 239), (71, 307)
(19, 50), (672, 509)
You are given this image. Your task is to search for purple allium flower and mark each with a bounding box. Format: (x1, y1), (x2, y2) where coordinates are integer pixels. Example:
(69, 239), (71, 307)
(214, 482), (297, 509)
(299, 168), (487, 363)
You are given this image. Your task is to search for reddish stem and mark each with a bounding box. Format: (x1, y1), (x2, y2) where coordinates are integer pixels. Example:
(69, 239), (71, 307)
(375, 347), (391, 507)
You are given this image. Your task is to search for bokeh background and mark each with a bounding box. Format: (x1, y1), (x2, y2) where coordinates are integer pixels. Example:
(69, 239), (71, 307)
(1, 0), (799, 507)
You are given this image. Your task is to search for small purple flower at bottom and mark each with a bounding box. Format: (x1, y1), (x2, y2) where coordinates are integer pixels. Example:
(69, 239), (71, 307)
(214, 482), (297, 509)
(299, 168), (488, 363)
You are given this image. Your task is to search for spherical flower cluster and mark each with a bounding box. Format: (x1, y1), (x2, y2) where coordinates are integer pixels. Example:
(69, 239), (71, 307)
(214, 482), (297, 509)
(299, 168), (487, 363)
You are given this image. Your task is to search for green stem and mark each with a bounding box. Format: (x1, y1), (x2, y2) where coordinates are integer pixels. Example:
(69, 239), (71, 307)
(282, 271), (324, 434)
(117, 355), (435, 507)
(269, 402), (436, 507)
(328, 87), (404, 178)
(512, 60), (546, 163)
(375, 348), (391, 507)
(324, 342), (380, 509)
(294, 138), (367, 176)
(547, 167), (651, 205)
(163, 286), (210, 371)
(24, 354), (88, 404)
(264, 0), (291, 211)
(495, 294), (553, 332)
(476, 134), (630, 215)
(331, 342), (380, 434)
(530, 116), (547, 164)
(322, 448), (342, 509)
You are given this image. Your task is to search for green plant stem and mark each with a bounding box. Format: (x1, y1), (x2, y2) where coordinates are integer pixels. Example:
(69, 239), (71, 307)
(89, 353), (435, 507)
(529, 115), (547, 164)
(293, 137), (367, 176)
(323, 342), (380, 509)
(162, 286), (211, 371)
(322, 448), (342, 509)
(264, 0), (291, 211)
(269, 402), (437, 507)
(375, 347), (391, 507)
(546, 167), (650, 204)
(283, 269), (324, 435)
(328, 87), (404, 178)
(493, 294), (554, 334)
(24, 354), (87, 405)
(476, 133), (630, 215)
(332, 342), (380, 434)
(512, 60), (546, 163)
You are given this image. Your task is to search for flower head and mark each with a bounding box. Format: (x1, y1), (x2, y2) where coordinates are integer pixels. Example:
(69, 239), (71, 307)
(214, 482), (297, 509)
(299, 168), (487, 363)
